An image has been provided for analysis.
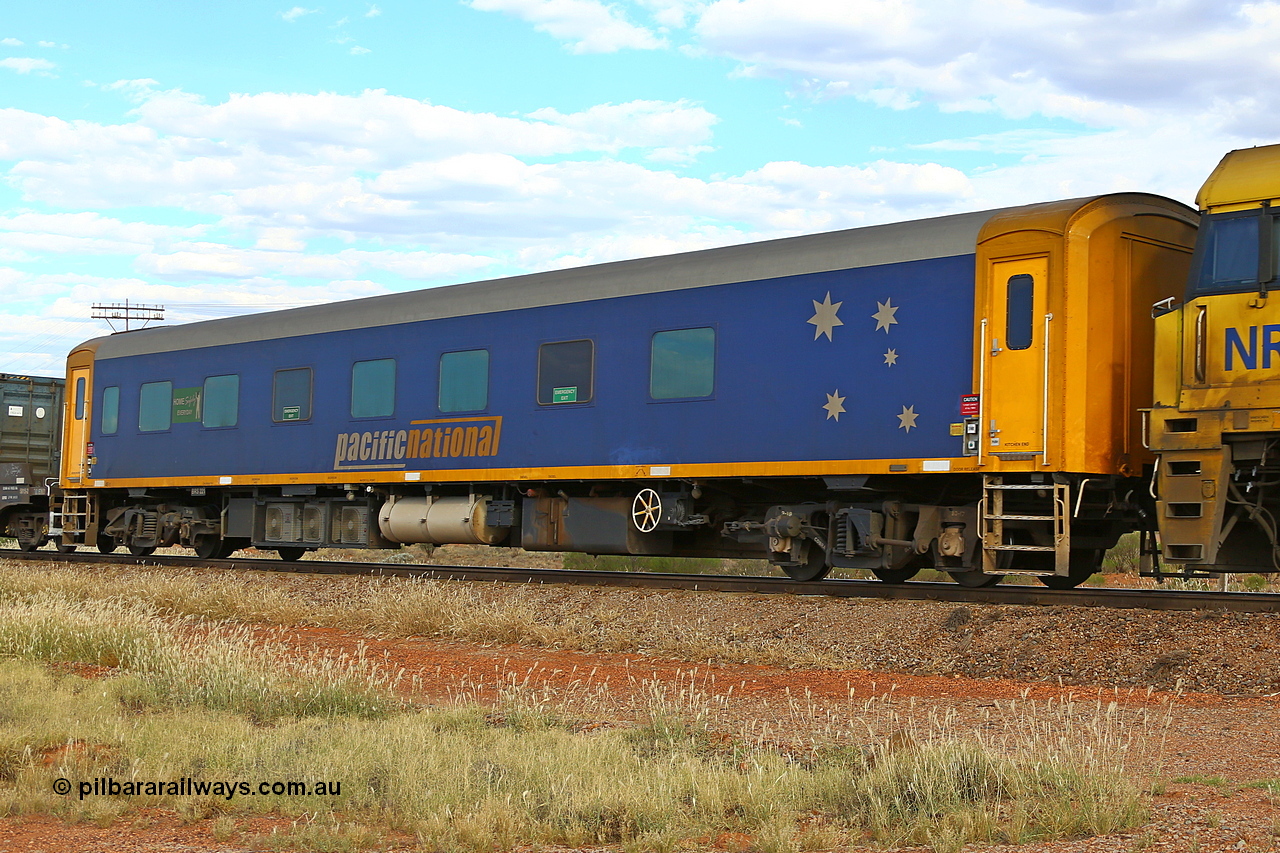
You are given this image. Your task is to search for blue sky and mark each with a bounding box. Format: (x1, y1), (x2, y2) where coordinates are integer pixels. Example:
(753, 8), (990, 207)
(0, 0), (1274, 375)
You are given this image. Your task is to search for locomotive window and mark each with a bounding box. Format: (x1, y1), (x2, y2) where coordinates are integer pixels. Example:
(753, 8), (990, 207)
(74, 377), (85, 420)
(203, 374), (239, 428)
(101, 386), (119, 435)
(439, 349), (489, 413)
(1191, 210), (1265, 294)
(538, 339), (593, 405)
(650, 327), (715, 400)
(351, 359), (396, 418)
(272, 368), (312, 422)
(138, 381), (172, 432)
(1006, 274), (1034, 350)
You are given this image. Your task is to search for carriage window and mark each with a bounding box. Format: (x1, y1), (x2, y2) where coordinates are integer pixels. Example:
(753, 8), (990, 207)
(351, 359), (396, 418)
(203, 374), (239, 428)
(650, 327), (715, 399)
(1006, 274), (1034, 350)
(74, 377), (85, 420)
(138, 381), (172, 432)
(439, 349), (489, 413)
(100, 386), (119, 435)
(538, 340), (594, 405)
(272, 368), (312, 422)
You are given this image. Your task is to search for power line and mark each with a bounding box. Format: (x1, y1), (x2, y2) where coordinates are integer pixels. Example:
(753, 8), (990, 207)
(91, 301), (165, 332)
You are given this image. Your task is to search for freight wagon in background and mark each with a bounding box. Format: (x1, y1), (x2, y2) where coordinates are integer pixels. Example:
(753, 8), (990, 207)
(48, 190), (1199, 588)
(0, 373), (65, 548)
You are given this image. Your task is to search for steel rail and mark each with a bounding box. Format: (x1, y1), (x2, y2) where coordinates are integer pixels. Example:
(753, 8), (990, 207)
(2, 547), (1278, 613)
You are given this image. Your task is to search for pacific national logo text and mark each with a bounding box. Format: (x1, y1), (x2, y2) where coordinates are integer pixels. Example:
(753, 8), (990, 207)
(333, 416), (502, 470)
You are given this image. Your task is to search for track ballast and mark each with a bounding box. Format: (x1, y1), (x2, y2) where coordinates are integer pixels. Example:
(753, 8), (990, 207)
(2, 546), (1277, 613)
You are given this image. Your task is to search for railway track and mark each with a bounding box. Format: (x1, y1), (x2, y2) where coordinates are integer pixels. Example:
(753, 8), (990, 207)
(2, 546), (1278, 613)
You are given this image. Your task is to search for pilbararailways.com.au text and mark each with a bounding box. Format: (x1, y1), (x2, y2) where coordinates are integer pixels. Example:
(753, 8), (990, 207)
(53, 777), (342, 801)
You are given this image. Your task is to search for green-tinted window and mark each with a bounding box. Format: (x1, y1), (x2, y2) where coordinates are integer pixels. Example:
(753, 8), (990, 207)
(74, 377), (85, 420)
(139, 381), (172, 432)
(650, 327), (715, 399)
(100, 386), (119, 434)
(351, 359), (395, 418)
(538, 340), (593, 405)
(203, 374), (239, 428)
(439, 350), (489, 413)
(273, 368), (312, 422)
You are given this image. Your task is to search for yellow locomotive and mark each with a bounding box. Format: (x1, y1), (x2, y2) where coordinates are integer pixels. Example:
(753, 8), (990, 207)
(1151, 143), (1280, 573)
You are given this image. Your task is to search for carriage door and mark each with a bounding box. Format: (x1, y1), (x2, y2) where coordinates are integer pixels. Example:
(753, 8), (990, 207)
(983, 257), (1049, 463)
(63, 368), (90, 485)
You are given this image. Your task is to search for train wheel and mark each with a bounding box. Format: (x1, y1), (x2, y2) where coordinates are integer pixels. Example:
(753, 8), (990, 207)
(872, 568), (920, 583)
(783, 543), (831, 582)
(949, 570), (1003, 588)
(97, 535), (119, 554)
(276, 547), (307, 562)
(128, 545), (157, 556)
(1038, 549), (1103, 590)
(56, 541), (77, 554)
(17, 535), (45, 552)
(193, 536), (235, 559)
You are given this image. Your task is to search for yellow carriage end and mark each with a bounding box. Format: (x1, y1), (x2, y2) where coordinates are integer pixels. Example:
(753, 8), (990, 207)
(972, 194), (1198, 477)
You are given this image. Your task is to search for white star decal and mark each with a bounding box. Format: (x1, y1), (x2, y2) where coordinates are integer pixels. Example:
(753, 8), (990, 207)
(883, 348), (898, 366)
(823, 390), (846, 421)
(872, 298), (899, 333)
(897, 404), (919, 432)
(807, 292), (844, 341)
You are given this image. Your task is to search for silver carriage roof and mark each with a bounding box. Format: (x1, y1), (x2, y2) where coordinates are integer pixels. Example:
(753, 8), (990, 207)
(90, 202), (1033, 360)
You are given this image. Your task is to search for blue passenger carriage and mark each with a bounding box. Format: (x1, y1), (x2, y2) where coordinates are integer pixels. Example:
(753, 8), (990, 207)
(57, 194), (1197, 586)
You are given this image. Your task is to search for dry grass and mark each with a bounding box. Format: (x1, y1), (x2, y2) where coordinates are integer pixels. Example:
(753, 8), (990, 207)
(0, 560), (831, 668)
(0, 652), (1151, 853)
(0, 569), (1160, 852)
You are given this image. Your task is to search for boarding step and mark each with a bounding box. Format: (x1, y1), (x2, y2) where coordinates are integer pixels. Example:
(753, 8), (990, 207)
(979, 475), (1070, 575)
(984, 483), (1057, 490)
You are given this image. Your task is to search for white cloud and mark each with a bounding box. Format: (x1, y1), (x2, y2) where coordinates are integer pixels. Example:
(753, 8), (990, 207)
(0, 57), (55, 74)
(527, 99), (717, 160)
(1, 38), (23, 47)
(468, 0), (666, 52)
(135, 242), (498, 283)
(0, 91), (724, 222)
(280, 6), (319, 22)
(365, 3), (382, 15)
(349, 45), (370, 55)
(690, 0), (1280, 132)
(635, 0), (709, 29)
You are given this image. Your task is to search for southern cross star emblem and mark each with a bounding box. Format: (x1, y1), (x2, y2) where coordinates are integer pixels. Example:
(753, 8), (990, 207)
(807, 292), (844, 341)
(872, 298), (899, 333)
(883, 348), (898, 366)
(897, 404), (919, 432)
(823, 390), (846, 421)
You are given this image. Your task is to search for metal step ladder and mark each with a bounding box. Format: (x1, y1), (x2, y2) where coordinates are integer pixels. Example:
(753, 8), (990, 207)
(979, 475), (1070, 575)
(58, 491), (89, 545)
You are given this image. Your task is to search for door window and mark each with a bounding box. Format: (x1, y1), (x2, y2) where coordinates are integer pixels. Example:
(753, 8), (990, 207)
(1006, 274), (1034, 350)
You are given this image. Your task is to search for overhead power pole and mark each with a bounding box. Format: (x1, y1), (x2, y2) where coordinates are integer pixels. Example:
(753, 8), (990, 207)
(91, 300), (165, 332)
